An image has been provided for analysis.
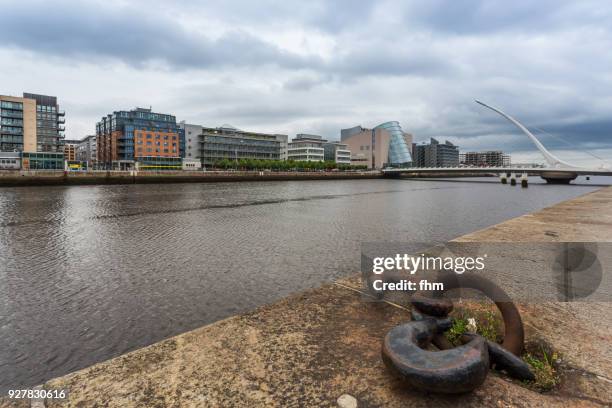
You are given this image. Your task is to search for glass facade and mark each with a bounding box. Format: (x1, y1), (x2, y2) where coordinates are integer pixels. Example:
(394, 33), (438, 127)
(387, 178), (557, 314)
(23, 93), (65, 153)
(137, 156), (182, 170)
(0, 100), (24, 152)
(200, 127), (281, 166)
(96, 108), (179, 168)
(412, 138), (459, 167)
(22, 152), (64, 170)
(375, 121), (412, 166)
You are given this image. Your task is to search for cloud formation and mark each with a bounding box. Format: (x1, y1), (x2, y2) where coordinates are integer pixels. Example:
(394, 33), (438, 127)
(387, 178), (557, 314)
(1, 0), (611, 166)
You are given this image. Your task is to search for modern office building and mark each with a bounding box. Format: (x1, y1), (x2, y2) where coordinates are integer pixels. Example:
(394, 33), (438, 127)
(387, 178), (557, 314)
(276, 133), (288, 161)
(459, 151), (511, 167)
(340, 121), (412, 169)
(199, 125), (285, 166)
(287, 134), (326, 161)
(23, 93), (65, 153)
(0, 95), (36, 153)
(96, 107), (179, 170)
(76, 135), (97, 164)
(63, 139), (80, 161)
(0, 93), (66, 169)
(412, 138), (459, 167)
(323, 141), (351, 164)
(178, 122), (202, 161)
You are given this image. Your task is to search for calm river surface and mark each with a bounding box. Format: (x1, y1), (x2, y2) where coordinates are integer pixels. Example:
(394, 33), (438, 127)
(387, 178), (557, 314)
(0, 176), (608, 390)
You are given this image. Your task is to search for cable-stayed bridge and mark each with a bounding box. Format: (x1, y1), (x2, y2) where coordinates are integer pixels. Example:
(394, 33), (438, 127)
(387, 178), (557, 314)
(383, 101), (612, 183)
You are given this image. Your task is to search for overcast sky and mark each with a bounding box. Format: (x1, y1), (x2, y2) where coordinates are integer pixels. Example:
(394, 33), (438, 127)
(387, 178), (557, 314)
(1, 0), (611, 166)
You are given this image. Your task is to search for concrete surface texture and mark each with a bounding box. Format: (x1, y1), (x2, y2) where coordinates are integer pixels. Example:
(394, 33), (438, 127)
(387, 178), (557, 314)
(2, 187), (612, 407)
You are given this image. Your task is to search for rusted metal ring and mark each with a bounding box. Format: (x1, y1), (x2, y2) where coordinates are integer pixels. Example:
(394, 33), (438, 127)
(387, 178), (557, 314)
(382, 318), (490, 393)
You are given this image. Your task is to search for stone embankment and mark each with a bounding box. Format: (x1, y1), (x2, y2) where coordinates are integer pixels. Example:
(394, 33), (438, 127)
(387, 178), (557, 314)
(0, 170), (382, 187)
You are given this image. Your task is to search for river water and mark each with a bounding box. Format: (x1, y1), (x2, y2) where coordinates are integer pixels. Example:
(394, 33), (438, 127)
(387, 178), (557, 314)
(0, 176), (608, 390)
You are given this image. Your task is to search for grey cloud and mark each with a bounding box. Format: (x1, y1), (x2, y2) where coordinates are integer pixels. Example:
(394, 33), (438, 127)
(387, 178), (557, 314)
(0, 1), (320, 70)
(1, 0), (611, 165)
(401, 0), (612, 35)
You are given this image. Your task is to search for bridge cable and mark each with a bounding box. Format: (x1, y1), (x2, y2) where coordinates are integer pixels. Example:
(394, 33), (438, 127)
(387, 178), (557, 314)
(530, 126), (611, 165)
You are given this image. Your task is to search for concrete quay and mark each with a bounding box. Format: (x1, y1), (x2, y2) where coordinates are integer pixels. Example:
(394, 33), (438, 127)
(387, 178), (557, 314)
(0, 170), (382, 187)
(2, 187), (612, 407)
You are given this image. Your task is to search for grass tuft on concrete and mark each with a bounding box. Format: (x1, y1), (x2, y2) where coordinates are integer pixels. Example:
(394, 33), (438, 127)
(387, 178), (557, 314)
(522, 341), (561, 391)
(445, 301), (503, 345)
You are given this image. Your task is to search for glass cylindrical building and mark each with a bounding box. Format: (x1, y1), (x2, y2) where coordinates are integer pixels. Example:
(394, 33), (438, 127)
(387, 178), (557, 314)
(375, 121), (412, 166)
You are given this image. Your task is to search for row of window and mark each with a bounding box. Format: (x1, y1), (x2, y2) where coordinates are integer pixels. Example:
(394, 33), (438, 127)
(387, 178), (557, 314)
(136, 148), (177, 154)
(0, 109), (23, 118)
(0, 126), (22, 134)
(137, 134), (178, 140)
(137, 140), (177, 146)
(37, 105), (57, 113)
(1, 118), (23, 126)
(0, 101), (23, 110)
(37, 113), (57, 120)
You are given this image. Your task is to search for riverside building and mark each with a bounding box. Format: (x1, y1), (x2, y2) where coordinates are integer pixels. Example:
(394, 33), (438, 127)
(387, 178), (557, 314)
(96, 107), (180, 170)
(0, 93), (65, 169)
(63, 139), (79, 161)
(323, 141), (351, 164)
(412, 138), (459, 168)
(178, 122), (202, 161)
(0, 95), (36, 153)
(24, 93), (65, 153)
(459, 151), (511, 167)
(76, 135), (97, 164)
(340, 122), (412, 169)
(287, 134), (326, 161)
(199, 125), (287, 167)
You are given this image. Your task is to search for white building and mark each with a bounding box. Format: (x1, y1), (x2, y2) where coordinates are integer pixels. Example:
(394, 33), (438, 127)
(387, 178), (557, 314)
(0, 152), (21, 170)
(179, 121), (202, 161)
(182, 158), (202, 170)
(287, 134), (325, 162)
(323, 141), (351, 164)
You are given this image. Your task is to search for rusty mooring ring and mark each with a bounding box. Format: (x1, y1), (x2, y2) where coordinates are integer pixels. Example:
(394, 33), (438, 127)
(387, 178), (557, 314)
(382, 273), (533, 393)
(382, 317), (490, 394)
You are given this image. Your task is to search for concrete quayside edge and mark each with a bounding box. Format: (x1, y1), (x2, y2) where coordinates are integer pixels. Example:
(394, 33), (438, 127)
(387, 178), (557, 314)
(2, 187), (612, 407)
(0, 170), (382, 187)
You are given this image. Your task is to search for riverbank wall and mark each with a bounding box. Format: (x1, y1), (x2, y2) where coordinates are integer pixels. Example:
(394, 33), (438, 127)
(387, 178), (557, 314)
(0, 170), (382, 187)
(3, 187), (612, 407)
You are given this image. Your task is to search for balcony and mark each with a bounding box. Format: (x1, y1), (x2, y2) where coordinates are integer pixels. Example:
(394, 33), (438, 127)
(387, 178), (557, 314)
(0, 127), (23, 135)
(1, 110), (23, 119)
(57, 117), (65, 124)
(57, 110), (65, 116)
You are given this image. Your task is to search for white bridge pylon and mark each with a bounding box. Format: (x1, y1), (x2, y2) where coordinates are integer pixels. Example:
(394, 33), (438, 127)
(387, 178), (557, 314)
(475, 100), (580, 169)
